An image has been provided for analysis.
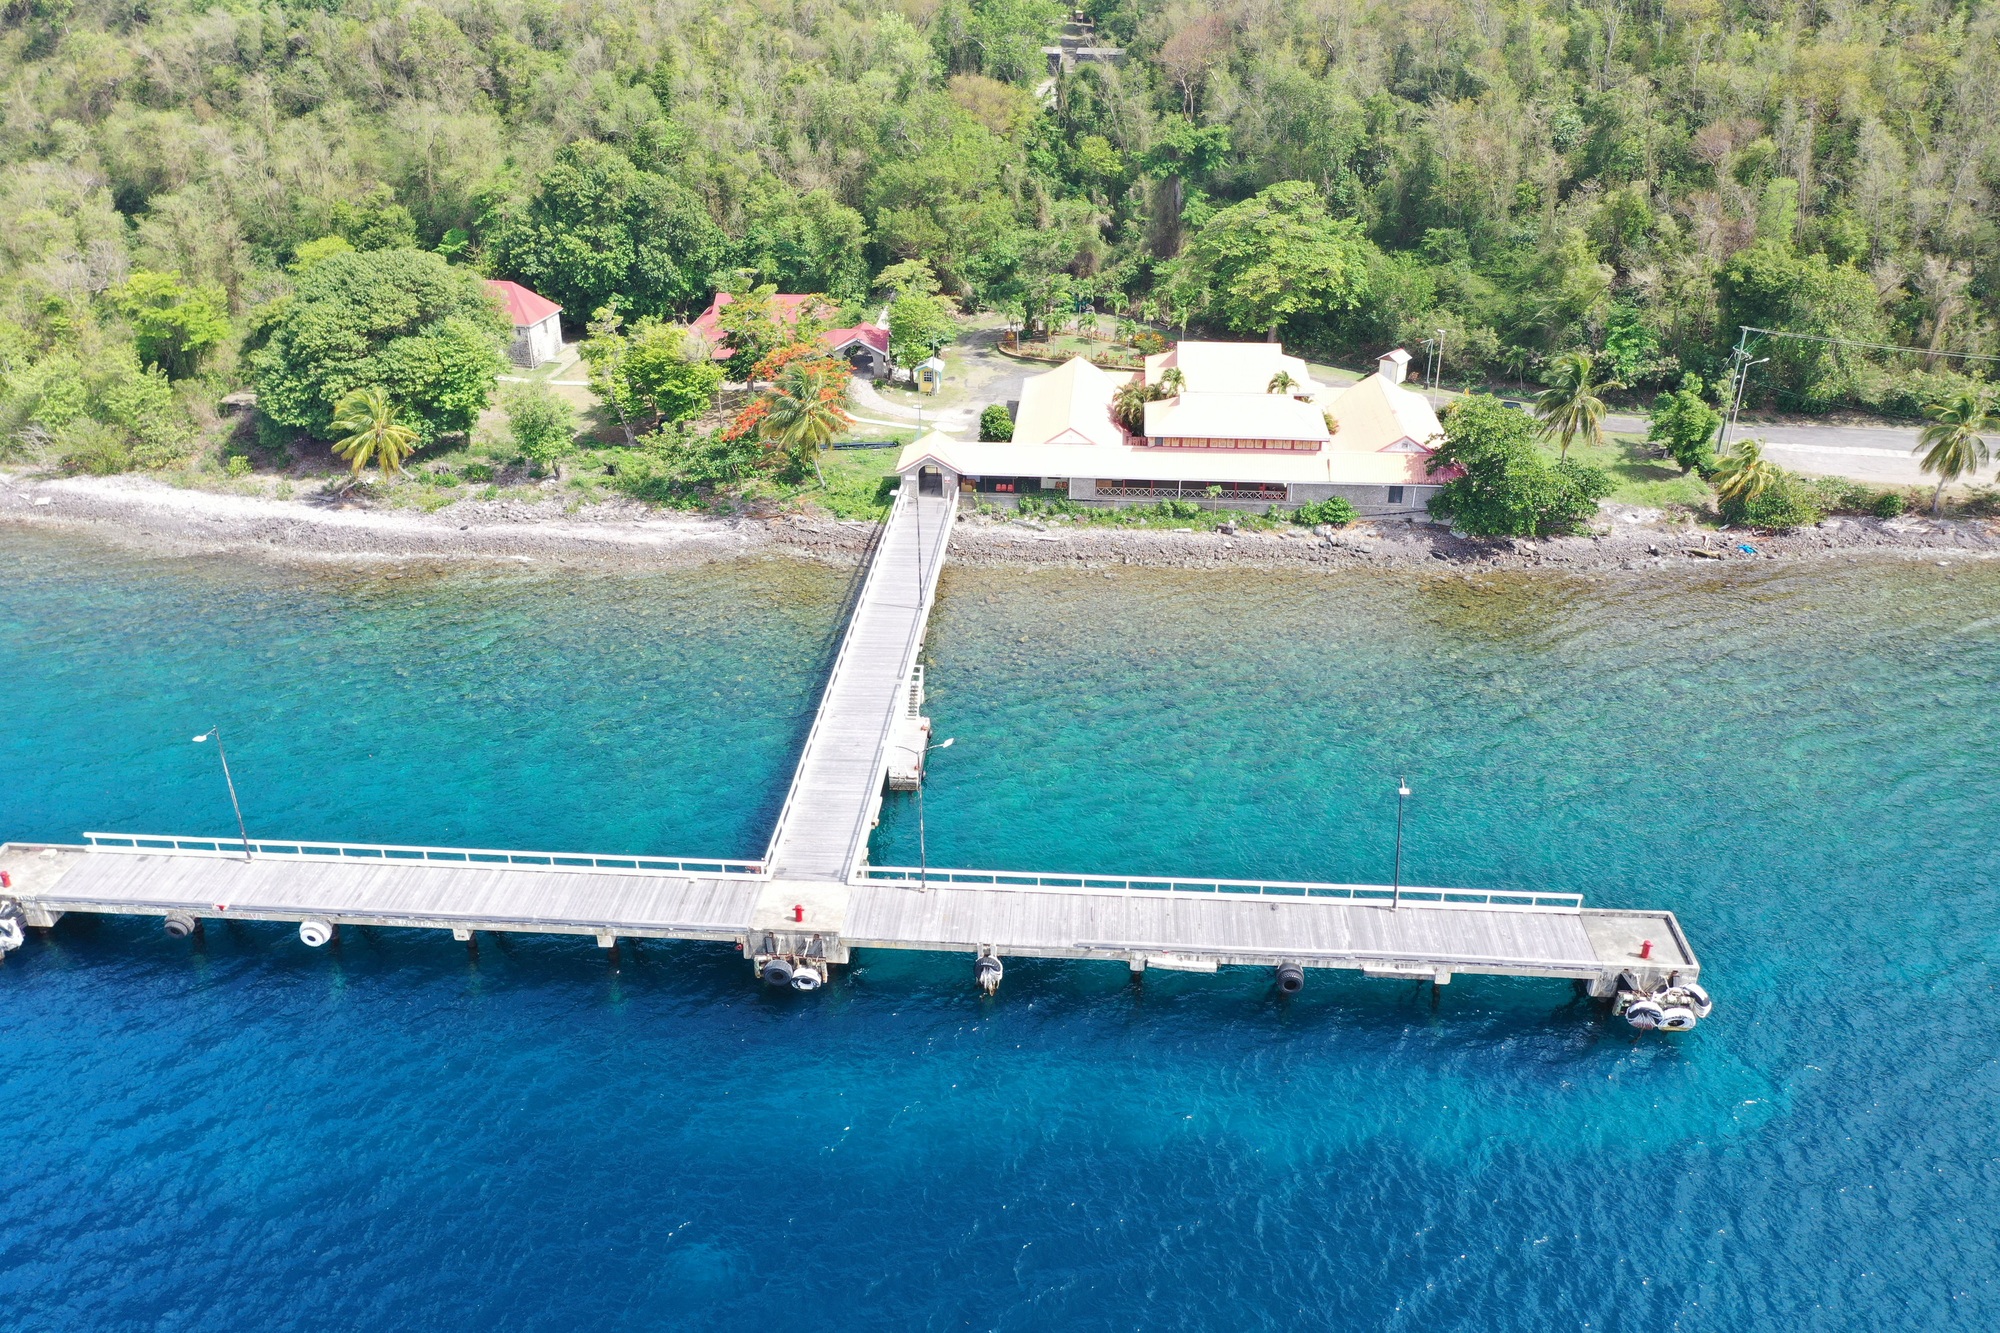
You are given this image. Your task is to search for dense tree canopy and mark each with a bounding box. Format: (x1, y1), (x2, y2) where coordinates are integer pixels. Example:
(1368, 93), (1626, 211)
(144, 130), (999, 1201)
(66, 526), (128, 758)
(250, 249), (506, 442)
(1, 0), (1997, 462)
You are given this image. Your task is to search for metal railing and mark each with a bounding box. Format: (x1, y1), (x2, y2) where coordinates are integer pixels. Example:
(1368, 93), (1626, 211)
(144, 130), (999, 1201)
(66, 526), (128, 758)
(857, 864), (1584, 912)
(760, 480), (913, 871)
(81, 832), (764, 878)
(841, 485), (955, 879)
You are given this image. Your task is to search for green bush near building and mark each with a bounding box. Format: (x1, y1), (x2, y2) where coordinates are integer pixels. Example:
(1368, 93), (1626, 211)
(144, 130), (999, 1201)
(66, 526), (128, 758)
(1292, 495), (1359, 528)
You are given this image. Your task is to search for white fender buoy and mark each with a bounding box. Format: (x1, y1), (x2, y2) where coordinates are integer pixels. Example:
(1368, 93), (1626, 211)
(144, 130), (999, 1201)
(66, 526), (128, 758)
(1658, 1005), (1698, 1032)
(164, 911), (199, 939)
(1624, 998), (1665, 1031)
(760, 957), (795, 987)
(789, 965), (824, 991)
(1274, 962), (1305, 995)
(298, 919), (334, 948)
(1684, 983), (1713, 1018)
(976, 953), (1004, 995)
(0, 914), (22, 955)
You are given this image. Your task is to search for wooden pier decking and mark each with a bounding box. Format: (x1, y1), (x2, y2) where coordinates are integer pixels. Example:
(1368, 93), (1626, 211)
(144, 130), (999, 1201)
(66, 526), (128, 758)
(0, 476), (1705, 1004)
(1, 842), (1696, 993)
(764, 485), (956, 882)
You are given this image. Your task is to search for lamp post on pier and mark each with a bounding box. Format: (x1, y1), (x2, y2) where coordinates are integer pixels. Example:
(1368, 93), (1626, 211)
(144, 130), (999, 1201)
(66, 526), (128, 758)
(192, 727), (252, 861)
(917, 736), (954, 892)
(1391, 776), (1410, 910)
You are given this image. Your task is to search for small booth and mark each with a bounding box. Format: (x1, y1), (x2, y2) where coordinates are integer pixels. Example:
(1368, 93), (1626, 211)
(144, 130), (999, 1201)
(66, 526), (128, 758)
(915, 355), (946, 395)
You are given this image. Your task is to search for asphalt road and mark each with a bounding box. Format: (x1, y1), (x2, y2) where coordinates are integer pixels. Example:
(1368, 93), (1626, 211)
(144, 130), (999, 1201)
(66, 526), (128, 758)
(1605, 413), (1934, 485)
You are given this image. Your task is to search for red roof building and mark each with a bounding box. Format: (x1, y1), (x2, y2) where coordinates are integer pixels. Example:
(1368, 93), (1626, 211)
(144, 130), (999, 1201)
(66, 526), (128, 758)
(486, 280), (564, 367)
(689, 292), (889, 379)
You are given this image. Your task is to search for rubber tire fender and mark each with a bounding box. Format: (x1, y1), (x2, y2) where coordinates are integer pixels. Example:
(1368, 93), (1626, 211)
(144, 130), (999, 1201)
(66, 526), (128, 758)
(1624, 999), (1665, 1031)
(1274, 962), (1305, 995)
(789, 965), (824, 992)
(1658, 1005), (1698, 1032)
(760, 957), (795, 987)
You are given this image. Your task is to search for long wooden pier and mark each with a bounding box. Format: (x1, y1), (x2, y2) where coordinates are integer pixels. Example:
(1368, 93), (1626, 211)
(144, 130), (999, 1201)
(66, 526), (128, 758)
(764, 483), (956, 882)
(0, 476), (1705, 1017)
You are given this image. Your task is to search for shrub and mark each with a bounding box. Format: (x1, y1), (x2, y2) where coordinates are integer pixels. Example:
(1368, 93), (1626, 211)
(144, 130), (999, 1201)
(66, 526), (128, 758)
(1292, 495), (1359, 527)
(1015, 492), (1081, 517)
(1871, 491), (1907, 518)
(225, 455), (252, 478)
(1721, 474), (1825, 529)
(56, 419), (131, 475)
(979, 403), (1013, 441)
(1647, 374), (1723, 474)
(505, 384), (577, 471)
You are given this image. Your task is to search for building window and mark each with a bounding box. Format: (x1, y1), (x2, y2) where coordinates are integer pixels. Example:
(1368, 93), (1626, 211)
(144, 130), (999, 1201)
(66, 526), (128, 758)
(1388, 486), (1406, 504)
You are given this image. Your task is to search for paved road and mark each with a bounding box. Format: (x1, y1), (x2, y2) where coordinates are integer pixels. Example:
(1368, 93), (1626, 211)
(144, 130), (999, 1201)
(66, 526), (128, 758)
(1605, 413), (1936, 486)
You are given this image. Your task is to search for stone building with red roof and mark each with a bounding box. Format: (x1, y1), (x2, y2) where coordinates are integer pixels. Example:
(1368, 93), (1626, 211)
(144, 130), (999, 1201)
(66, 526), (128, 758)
(486, 280), (564, 368)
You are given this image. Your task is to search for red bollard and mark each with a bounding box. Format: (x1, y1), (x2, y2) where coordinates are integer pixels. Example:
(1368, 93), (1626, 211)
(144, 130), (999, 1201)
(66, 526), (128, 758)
(0, 870), (11, 889)
(1639, 939), (1653, 959)
(793, 904), (805, 923)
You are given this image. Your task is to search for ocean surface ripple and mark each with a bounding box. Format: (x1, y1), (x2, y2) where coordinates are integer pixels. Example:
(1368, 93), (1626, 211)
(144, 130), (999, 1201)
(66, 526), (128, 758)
(3, 532), (1997, 1331)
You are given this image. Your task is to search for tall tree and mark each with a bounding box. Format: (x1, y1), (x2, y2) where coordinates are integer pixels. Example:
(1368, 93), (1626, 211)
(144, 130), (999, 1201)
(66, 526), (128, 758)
(759, 361), (852, 484)
(1533, 351), (1622, 460)
(1175, 181), (1372, 341)
(249, 249), (506, 442)
(1914, 392), (1994, 514)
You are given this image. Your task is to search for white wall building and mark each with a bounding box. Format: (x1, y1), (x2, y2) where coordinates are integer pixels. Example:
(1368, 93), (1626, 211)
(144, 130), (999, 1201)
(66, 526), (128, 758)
(897, 341), (1452, 514)
(487, 280), (564, 368)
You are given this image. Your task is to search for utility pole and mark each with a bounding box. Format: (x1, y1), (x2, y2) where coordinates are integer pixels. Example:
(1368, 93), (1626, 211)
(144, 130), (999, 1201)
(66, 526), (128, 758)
(1718, 326), (1766, 459)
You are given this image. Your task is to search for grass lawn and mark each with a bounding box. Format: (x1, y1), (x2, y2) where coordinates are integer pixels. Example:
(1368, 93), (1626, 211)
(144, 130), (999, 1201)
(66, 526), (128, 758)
(804, 445), (903, 519)
(1566, 432), (1712, 508)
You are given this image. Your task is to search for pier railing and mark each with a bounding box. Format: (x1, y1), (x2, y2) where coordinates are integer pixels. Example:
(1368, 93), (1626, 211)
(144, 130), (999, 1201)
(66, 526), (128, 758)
(857, 864), (1584, 912)
(760, 480), (912, 873)
(81, 832), (765, 878)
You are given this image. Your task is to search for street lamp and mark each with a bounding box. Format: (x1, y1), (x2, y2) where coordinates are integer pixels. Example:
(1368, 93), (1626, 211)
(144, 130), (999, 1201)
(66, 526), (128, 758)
(1390, 776), (1411, 910)
(192, 727), (253, 861)
(916, 737), (954, 893)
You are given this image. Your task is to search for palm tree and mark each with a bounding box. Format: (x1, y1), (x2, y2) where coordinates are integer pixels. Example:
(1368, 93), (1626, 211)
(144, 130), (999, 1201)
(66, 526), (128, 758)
(760, 362), (851, 485)
(1914, 390), (1994, 514)
(1711, 438), (1780, 508)
(1159, 366), (1187, 396)
(1534, 351), (1623, 460)
(1267, 370), (1298, 394)
(1112, 378), (1162, 434)
(328, 386), (418, 478)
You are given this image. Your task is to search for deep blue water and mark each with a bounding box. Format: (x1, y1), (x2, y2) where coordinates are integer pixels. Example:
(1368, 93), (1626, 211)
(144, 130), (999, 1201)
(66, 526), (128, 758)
(4, 531), (1999, 1331)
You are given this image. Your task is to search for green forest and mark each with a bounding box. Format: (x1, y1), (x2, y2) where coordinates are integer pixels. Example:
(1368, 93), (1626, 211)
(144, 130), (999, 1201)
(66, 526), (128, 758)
(1, 0), (1996, 472)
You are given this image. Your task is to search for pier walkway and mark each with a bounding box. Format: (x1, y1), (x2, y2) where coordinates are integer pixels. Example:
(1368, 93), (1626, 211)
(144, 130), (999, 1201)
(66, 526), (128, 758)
(0, 475), (1703, 1005)
(765, 484), (955, 882)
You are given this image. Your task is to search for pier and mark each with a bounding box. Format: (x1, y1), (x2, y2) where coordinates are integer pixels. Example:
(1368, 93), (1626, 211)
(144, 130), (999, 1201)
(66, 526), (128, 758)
(0, 476), (1704, 1017)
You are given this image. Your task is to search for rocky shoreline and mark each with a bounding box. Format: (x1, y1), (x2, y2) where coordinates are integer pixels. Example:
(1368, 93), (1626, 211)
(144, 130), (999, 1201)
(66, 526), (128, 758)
(5, 471), (1996, 574)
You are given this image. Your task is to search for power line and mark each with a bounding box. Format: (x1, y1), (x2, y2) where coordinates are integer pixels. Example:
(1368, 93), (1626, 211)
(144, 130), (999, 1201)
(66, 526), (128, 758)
(1737, 326), (2000, 367)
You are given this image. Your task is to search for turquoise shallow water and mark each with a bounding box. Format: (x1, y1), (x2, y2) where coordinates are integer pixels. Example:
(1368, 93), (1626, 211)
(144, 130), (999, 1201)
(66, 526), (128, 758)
(3, 530), (1999, 1330)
